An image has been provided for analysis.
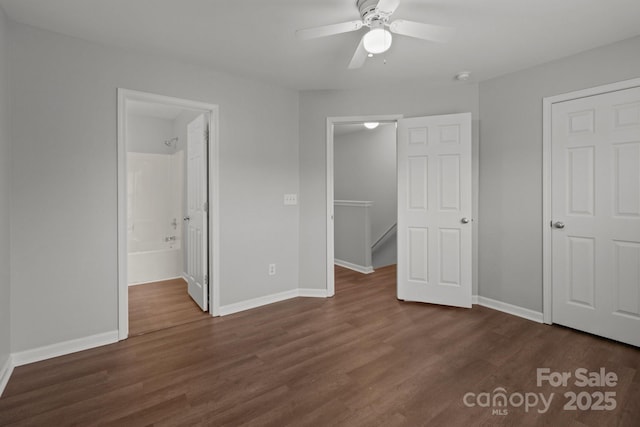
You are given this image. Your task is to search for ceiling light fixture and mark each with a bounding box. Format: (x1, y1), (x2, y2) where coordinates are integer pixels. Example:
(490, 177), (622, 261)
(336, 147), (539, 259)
(363, 27), (392, 54)
(364, 122), (379, 129)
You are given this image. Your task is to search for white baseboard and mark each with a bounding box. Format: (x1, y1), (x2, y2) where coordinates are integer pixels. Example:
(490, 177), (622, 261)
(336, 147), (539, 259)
(298, 288), (328, 298)
(334, 259), (374, 274)
(475, 295), (543, 323)
(128, 276), (183, 286)
(219, 289), (299, 316)
(0, 354), (14, 397)
(11, 330), (119, 367)
(219, 288), (329, 316)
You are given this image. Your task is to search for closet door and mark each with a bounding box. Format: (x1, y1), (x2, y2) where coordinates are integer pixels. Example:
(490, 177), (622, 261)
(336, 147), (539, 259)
(551, 86), (640, 347)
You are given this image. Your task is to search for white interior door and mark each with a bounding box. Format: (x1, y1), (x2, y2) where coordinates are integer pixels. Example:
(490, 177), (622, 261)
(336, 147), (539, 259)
(186, 114), (208, 311)
(397, 113), (472, 307)
(551, 86), (640, 347)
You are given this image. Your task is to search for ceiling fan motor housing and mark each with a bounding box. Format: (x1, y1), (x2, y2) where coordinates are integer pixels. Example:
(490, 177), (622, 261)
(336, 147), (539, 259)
(357, 0), (391, 27)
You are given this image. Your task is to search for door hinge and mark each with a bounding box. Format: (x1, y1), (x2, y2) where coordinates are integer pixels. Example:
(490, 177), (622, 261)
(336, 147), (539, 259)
(204, 275), (208, 285)
(203, 201), (208, 212)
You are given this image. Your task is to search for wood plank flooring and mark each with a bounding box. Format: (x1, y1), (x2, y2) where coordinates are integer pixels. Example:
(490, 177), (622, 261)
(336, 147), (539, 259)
(1, 265), (639, 426)
(128, 278), (209, 337)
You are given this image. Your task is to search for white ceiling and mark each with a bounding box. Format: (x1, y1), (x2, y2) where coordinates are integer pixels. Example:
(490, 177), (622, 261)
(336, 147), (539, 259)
(1, 0), (640, 91)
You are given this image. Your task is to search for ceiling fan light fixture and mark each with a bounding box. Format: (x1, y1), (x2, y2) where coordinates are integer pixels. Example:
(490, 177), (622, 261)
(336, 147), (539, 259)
(364, 122), (380, 129)
(363, 28), (392, 54)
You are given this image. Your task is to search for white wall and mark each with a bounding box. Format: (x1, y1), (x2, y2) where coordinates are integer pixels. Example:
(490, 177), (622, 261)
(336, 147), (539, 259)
(0, 7), (11, 371)
(8, 22), (299, 353)
(299, 84), (479, 292)
(127, 115), (176, 154)
(479, 35), (640, 312)
(334, 124), (396, 243)
(333, 202), (372, 269)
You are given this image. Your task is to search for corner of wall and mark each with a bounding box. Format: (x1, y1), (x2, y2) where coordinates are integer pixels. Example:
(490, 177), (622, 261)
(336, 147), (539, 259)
(0, 355), (14, 397)
(0, 4), (13, 396)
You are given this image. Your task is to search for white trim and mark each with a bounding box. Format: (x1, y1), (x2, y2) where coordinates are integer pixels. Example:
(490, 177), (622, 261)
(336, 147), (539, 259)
(208, 109), (221, 317)
(117, 89), (128, 339)
(542, 77), (640, 325)
(0, 355), (14, 397)
(219, 288), (330, 316)
(298, 288), (329, 298)
(219, 290), (299, 316)
(334, 259), (375, 274)
(475, 296), (544, 324)
(117, 88), (221, 339)
(327, 114), (403, 298)
(11, 331), (119, 367)
(334, 200), (374, 207)
(542, 95), (552, 325)
(326, 118), (335, 297)
(127, 276), (184, 286)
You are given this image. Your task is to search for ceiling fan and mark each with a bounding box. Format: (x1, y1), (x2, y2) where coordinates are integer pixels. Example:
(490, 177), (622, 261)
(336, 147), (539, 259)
(295, 0), (455, 69)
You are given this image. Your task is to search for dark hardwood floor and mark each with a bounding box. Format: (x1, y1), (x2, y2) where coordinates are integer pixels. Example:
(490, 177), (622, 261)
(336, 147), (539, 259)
(129, 278), (209, 337)
(1, 265), (639, 426)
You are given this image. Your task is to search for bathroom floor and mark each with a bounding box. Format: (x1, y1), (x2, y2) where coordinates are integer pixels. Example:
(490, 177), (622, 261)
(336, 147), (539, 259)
(128, 278), (209, 336)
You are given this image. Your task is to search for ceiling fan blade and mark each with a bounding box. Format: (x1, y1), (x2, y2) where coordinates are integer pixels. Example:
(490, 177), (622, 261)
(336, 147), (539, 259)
(348, 37), (368, 69)
(376, 0), (400, 15)
(295, 20), (363, 40)
(389, 19), (455, 43)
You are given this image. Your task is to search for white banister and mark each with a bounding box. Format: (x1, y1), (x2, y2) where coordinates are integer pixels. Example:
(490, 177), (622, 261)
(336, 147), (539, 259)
(371, 222), (397, 252)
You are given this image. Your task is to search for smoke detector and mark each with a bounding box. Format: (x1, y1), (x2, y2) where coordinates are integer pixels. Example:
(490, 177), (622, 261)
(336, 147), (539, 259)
(455, 71), (471, 81)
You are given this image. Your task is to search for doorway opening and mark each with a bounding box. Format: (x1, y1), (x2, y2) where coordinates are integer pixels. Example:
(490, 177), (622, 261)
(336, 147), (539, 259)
(117, 89), (220, 340)
(327, 115), (402, 296)
(326, 113), (475, 307)
(332, 121), (398, 278)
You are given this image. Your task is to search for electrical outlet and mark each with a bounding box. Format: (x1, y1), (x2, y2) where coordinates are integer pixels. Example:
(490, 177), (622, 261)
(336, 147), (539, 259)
(284, 193), (297, 206)
(268, 263), (276, 276)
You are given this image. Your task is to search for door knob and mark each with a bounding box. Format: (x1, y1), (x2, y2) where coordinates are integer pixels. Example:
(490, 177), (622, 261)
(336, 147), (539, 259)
(183, 216), (191, 222)
(552, 221), (565, 229)
(461, 217), (471, 224)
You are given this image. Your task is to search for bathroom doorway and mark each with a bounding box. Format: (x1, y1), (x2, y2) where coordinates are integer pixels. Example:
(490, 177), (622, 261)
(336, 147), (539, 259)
(117, 89), (220, 339)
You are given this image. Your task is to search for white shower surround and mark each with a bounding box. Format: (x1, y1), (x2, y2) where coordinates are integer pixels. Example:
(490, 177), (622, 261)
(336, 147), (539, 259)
(127, 151), (184, 285)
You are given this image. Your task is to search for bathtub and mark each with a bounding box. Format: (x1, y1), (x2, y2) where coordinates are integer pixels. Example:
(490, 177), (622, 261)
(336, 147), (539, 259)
(128, 239), (183, 285)
(127, 151), (184, 286)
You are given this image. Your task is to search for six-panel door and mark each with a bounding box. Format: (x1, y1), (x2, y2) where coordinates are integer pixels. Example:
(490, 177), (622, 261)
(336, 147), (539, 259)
(397, 113), (472, 308)
(186, 114), (209, 311)
(551, 86), (640, 347)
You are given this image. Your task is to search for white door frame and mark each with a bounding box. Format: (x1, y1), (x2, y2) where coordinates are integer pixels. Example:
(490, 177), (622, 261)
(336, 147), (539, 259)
(326, 115), (403, 295)
(117, 88), (221, 340)
(542, 77), (640, 325)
